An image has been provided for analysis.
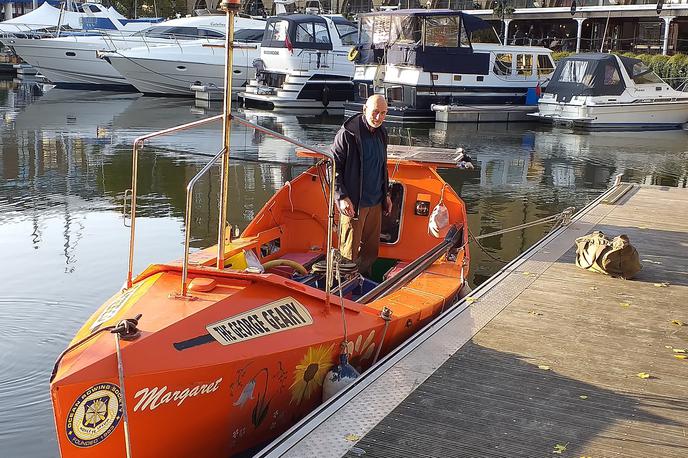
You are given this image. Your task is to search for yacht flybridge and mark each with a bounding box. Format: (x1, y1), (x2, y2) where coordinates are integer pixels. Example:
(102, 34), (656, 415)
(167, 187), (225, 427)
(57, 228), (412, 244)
(532, 53), (688, 129)
(48, 2), (475, 457)
(239, 14), (358, 109)
(345, 9), (555, 122)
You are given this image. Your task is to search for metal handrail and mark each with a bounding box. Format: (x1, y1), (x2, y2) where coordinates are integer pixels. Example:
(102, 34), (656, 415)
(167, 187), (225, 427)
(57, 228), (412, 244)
(124, 109), (340, 308)
(126, 114), (223, 289)
(181, 147), (227, 296)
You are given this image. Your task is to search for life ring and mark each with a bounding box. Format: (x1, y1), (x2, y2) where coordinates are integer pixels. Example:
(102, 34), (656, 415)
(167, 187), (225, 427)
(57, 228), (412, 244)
(347, 47), (360, 62)
(261, 259), (308, 275)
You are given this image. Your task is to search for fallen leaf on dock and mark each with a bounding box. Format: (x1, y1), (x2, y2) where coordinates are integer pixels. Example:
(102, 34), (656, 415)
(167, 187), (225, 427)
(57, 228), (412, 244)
(620, 302), (631, 308)
(552, 443), (567, 454)
(465, 296), (478, 304)
(636, 372), (651, 379)
(673, 348), (686, 353)
(653, 282), (670, 287)
(538, 365), (551, 371)
(665, 345), (673, 349)
(579, 395), (588, 400)
(590, 286), (598, 291)
(674, 355), (687, 360)
(671, 320), (685, 326)
(528, 310), (543, 316)
(345, 434), (360, 442)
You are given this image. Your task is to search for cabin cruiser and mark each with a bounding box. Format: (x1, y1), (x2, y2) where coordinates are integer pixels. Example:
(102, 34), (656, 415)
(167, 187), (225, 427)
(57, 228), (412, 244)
(100, 25), (263, 95)
(1, 16), (264, 91)
(239, 14), (358, 109)
(532, 53), (688, 129)
(0, 2), (159, 36)
(344, 9), (555, 122)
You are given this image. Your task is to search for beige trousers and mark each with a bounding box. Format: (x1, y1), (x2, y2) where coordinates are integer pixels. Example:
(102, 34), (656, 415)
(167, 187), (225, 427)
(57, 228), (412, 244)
(339, 205), (381, 277)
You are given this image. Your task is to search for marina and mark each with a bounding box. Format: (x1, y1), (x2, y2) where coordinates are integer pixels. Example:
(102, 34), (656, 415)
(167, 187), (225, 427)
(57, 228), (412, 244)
(1, 1), (688, 457)
(255, 181), (688, 457)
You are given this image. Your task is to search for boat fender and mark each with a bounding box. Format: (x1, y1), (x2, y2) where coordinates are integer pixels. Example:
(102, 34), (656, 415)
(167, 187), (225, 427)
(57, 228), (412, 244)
(322, 352), (359, 402)
(322, 86), (330, 107)
(347, 47), (360, 62)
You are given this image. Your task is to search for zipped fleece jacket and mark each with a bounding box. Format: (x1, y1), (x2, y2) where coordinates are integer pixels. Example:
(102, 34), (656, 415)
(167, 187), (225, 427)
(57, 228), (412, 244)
(331, 113), (389, 217)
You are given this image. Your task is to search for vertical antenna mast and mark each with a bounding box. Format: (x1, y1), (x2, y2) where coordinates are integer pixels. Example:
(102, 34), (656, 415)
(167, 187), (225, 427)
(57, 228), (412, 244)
(216, 0), (241, 269)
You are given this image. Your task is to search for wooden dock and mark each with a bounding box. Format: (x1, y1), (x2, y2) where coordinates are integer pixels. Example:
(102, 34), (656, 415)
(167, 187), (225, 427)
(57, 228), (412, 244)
(256, 183), (688, 458)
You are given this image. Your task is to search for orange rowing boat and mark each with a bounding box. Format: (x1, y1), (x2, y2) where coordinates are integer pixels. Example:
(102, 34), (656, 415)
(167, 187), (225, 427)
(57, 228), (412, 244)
(49, 3), (471, 457)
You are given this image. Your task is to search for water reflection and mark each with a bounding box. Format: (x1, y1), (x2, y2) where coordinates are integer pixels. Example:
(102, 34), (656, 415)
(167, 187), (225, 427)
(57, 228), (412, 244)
(1, 81), (687, 457)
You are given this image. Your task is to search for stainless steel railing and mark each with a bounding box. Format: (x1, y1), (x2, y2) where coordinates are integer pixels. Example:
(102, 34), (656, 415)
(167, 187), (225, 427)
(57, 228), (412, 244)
(125, 114), (223, 290)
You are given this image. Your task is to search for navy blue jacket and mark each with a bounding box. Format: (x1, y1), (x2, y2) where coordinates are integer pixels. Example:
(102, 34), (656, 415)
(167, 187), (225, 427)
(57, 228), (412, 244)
(331, 113), (389, 216)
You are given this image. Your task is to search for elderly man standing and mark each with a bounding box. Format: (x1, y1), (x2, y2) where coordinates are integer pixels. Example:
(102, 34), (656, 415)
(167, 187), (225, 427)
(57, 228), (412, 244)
(331, 94), (393, 277)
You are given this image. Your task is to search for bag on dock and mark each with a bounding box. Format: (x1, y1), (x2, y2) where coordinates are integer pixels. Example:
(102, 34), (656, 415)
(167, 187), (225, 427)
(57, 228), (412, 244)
(575, 231), (641, 279)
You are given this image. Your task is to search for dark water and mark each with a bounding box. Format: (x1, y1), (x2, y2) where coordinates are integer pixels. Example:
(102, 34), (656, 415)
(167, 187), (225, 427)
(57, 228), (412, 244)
(1, 78), (686, 456)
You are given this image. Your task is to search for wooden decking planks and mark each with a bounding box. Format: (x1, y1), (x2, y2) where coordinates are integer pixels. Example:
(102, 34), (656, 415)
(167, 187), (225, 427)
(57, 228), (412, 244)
(257, 185), (688, 458)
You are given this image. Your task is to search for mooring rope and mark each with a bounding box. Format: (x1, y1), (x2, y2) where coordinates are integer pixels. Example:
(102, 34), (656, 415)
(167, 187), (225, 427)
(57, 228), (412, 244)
(470, 207), (575, 263)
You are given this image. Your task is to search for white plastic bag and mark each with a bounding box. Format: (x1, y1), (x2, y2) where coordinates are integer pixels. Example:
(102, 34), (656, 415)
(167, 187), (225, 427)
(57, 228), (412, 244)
(428, 202), (449, 238)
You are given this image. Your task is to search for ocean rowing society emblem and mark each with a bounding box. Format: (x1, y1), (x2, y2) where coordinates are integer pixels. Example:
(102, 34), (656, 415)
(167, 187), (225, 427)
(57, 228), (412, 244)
(66, 383), (123, 447)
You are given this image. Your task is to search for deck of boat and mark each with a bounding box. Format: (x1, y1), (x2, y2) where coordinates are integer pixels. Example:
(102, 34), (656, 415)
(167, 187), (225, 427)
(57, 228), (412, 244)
(255, 183), (688, 458)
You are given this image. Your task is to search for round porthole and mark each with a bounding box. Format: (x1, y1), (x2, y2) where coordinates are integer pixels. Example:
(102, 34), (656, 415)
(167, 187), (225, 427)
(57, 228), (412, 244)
(233, 69), (241, 74)
(66, 52), (76, 57)
(176, 66), (187, 71)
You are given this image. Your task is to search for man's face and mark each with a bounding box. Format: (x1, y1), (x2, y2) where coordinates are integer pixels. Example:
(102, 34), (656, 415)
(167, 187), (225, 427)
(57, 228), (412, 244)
(364, 98), (388, 129)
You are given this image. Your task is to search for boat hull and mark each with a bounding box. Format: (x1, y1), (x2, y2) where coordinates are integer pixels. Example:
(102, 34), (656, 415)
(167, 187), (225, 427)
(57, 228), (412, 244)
(535, 99), (688, 129)
(105, 54), (253, 96)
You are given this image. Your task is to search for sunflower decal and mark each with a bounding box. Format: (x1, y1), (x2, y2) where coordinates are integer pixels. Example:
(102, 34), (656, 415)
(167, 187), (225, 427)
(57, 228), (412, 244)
(290, 344), (335, 405)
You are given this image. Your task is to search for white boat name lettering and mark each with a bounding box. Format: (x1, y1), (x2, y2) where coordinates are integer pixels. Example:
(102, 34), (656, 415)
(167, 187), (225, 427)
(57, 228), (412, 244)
(133, 378), (222, 412)
(207, 297), (313, 345)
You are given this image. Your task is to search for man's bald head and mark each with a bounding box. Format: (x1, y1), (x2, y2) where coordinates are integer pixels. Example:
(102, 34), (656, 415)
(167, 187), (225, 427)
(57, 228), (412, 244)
(363, 94), (388, 129)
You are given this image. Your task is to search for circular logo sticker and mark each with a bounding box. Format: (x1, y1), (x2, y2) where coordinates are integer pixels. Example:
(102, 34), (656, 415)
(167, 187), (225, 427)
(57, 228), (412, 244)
(66, 383), (123, 448)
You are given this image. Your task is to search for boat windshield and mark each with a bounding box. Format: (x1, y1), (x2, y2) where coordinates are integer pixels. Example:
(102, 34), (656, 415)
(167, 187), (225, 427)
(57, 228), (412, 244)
(136, 26), (224, 40)
(629, 62), (664, 85)
(334, 21), (358, 45)
(424, 15), (468, 48)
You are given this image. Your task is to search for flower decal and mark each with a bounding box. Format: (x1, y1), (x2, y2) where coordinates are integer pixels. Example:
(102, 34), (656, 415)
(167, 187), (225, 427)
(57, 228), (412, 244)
(290, 344), (335, 405)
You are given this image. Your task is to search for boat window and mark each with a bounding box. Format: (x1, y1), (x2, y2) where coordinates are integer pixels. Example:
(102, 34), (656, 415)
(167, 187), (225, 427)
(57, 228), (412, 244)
(536, 54), (555, 76)
(386, 86), (403, 103)
(493, 53), (512, 76)
(198, 29), (225, 39)
(630, 62), (663, 84)
(234, 28), (264, 43)
(558, 60), (591, 85)
(603, 64), (621, 86)
(424, 16), (460, 48)
(363, 15), (391, 46)
(314, 23), (330, 44)
(296, 23), (315, 42)
(86, 5), (102, 13)
(516, 54), (533, 76)
(336, 22), (358, 46)
(390, 15), (420, 45)
(358, 83), (368, 99)
(266, 19), (289, 42)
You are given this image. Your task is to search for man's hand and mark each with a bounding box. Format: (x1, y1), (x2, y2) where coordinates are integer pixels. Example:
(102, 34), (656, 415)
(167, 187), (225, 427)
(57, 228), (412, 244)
(383, 195), (393, 216)
(338, 197), (355, 217)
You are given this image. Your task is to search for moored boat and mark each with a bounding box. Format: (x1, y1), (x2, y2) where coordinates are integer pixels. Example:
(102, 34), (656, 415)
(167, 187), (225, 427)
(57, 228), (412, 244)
(344, 9), (556, 123)
(532, 53), (688, 129)
(48, 4), (473, 458)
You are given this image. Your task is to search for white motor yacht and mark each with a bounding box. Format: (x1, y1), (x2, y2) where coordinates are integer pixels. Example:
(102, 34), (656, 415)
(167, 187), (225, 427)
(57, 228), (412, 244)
(100, 24), (264, 95)
(0, 2), (159, 36)
(1, 16), (264, 91)
(239, 14), (358, 109)
(344, 9), (555, 122)
(533, 53), (688, 129)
